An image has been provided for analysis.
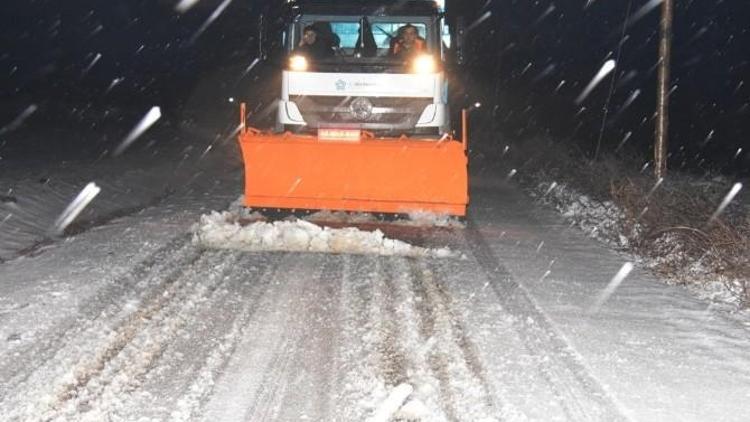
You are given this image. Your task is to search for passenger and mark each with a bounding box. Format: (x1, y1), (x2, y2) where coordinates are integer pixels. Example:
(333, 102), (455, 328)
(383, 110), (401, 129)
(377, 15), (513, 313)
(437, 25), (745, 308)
(390, 24), (426, 58)
(311, 21), (340, 51)
(295, 25), (334, 59)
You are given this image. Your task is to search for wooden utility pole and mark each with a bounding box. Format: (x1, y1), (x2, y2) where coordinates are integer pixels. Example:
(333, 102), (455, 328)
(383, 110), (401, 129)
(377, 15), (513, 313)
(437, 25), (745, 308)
(655, 0), (674, 179)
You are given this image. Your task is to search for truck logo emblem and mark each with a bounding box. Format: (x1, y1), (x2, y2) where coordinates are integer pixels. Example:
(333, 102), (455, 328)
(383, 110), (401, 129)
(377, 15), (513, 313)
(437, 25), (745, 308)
(335, 79), (346, 91)
(350, 97), (373, 120)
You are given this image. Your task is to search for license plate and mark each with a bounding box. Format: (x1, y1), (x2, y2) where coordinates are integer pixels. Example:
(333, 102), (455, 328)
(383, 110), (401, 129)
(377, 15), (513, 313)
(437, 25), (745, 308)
(318, 128), (361, 142)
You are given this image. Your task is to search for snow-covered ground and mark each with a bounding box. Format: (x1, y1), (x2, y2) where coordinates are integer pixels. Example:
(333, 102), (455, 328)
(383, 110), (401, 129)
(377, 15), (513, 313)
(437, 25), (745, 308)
(2, 127), (750, 420)
(0, 121), (241, 262)
(523, 172), (749, 309)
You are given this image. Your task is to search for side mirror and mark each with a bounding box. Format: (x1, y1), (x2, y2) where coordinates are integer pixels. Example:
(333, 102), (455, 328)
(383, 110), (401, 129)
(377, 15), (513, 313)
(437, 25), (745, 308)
(455, 17), (466, 66)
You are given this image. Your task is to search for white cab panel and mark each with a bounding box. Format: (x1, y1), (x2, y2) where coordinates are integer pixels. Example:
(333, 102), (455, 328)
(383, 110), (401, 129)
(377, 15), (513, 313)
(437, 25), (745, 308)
(285, 71), (440, 98)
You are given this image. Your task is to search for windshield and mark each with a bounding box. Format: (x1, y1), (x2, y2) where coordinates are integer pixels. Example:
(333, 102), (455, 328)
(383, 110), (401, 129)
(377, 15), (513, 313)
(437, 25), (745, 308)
(330, 22), (427, 50)
(293, 16), (434, 60)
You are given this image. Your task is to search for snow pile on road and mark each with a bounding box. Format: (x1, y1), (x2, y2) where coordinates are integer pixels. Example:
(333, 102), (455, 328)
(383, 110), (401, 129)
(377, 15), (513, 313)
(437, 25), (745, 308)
(192, 211), (456, 258)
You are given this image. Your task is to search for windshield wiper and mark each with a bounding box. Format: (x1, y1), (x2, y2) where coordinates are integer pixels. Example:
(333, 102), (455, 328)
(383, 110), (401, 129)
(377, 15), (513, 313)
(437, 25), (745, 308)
(373, 25), (395, 39)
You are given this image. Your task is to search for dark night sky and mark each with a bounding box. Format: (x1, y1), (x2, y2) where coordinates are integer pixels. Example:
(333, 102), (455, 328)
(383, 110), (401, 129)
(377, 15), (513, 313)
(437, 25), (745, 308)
(1, 0), (748, 174)
(458, 0), (749, 175)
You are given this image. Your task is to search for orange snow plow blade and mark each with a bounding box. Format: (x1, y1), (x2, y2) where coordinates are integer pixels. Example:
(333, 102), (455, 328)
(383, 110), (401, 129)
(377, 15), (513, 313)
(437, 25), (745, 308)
(237, 109), (469, 216)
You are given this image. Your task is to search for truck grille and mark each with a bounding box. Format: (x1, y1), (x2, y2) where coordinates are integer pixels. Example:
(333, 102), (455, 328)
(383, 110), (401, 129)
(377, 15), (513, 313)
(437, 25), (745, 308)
(290, 95), (432, 129)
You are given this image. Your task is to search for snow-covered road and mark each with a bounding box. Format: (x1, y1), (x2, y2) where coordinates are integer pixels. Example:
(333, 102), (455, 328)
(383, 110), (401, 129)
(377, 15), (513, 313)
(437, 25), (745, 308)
(2, 135), (750, 421)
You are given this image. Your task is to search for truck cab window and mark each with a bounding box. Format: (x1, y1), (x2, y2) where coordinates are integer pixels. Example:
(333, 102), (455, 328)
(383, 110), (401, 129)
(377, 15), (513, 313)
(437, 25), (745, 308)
(296, 20), (429, 57)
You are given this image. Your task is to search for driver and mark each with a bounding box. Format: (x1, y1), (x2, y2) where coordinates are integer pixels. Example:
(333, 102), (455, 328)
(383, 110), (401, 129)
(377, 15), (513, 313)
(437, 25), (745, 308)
(295, 25), (334, 59)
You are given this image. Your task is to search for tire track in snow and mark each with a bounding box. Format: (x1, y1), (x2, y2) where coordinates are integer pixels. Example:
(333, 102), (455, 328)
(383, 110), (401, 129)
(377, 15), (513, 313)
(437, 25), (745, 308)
(407, 258), (500, 421)
(64, 251), (280, 421)
(0, 234), (196, 406)
(464, 219), (628, 421)
(276, 253), (344, 420)
(366, 257), (452, 421)
(38, 249), (237, 421)
(65, 251), (281, 421)
(336, 255), (443, 420)
(332, 254), (381, 420)
(164, 253), (280, 421)
(427, 260), (496, 396)
(202, 252), (343, 422)
(375, 258), (410, 388)
(310, 253), (345, 419)
(241, 255), (326, 421)
(405, 258), (460, 422)
(198, 251), (307, 422)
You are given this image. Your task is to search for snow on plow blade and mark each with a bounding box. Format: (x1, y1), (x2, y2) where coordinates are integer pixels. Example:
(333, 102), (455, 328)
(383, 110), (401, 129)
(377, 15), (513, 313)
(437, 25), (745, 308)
(238, 128), (468, 216)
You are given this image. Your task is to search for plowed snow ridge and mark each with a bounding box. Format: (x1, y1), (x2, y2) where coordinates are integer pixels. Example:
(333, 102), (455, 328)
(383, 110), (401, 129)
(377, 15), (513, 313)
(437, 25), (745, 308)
(192, 211), (456, 258)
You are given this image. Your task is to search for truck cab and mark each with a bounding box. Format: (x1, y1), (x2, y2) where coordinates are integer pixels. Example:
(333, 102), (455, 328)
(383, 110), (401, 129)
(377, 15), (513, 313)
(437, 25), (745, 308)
(276, 0), (451, 136)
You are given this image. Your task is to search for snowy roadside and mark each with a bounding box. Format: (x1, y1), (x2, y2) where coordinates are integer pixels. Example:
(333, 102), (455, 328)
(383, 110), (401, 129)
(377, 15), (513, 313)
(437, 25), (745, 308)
(495, 140), (750, 310)
(0, 124), (240, 263)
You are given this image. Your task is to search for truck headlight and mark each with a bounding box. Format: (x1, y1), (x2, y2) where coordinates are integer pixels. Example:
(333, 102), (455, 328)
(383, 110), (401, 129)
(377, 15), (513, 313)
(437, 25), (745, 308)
(412, 54), (437, 74)
(289, 55), (308, 72)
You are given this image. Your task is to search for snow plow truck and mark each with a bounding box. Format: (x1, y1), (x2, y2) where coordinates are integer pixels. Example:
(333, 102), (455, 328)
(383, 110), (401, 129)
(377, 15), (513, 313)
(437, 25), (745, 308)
(238, 0), (469, 216)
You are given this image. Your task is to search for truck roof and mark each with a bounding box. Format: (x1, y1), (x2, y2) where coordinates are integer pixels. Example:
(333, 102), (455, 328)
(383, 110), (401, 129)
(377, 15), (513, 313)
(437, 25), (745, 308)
(291, 0), (441, 17)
